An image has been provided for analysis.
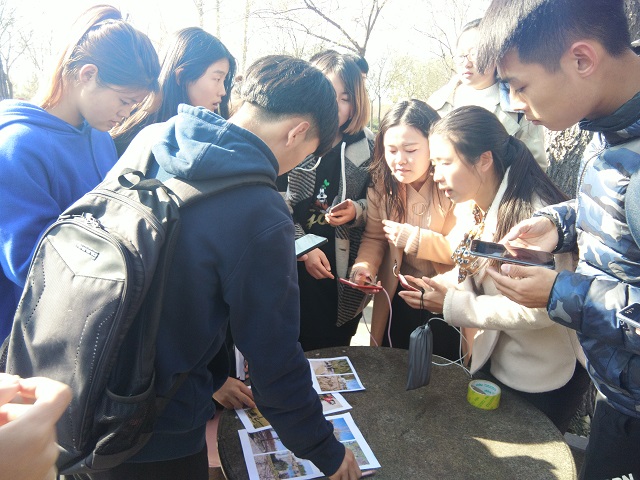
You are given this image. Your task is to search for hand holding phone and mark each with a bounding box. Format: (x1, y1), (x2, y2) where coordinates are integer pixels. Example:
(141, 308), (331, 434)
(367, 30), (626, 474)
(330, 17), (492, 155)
(469, 240), (555, 269)
(339, 277), (382, 293)
(327, 199), (356, 226)
(295, 234), (328, 258)
(398, 273), (421, 292)
(329, 199), (349, 213)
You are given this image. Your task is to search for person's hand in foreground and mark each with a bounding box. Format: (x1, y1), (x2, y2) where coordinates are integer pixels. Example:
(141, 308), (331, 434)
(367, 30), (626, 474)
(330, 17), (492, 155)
(328, 447), (362, 479)
(486, 264), (558, 308)
(213, 377), (255, 410)
(349, 266), (374, 285)
(502, 216), (558, 252)
(381, 219), (419, 250)
(397, 275), (446, 314)
(304, 248), (334, 279)
(0, 374), (72, 480)
(347, 266), (382, 293)
(326, 199), (356, 226)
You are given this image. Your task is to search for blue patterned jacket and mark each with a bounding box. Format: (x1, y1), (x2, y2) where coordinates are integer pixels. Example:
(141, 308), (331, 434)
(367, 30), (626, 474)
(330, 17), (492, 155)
(538, 93), (640, 417)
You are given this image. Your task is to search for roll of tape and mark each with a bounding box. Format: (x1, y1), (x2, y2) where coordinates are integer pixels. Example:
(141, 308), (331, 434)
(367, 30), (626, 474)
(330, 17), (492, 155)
(467, 380), (501, 410)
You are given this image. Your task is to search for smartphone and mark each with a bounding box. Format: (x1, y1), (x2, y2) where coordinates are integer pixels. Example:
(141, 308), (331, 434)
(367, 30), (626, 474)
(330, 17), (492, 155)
(338, 277), (382, 293)
(329, 199), (349, 213)
(469, 240), (555, 269)
(295, 234), (328, 258)
(617, 303), (640, 329)
(398, 273), (420, 292)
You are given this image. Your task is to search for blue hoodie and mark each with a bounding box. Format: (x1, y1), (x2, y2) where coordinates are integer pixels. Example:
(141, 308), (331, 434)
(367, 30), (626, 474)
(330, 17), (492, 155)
(127, 105), (344, 475)
(0, 100), (117, 338)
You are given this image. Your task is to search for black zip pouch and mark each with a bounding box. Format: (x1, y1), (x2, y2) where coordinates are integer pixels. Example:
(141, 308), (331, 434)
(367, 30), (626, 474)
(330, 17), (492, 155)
(406, 322), (433, 390)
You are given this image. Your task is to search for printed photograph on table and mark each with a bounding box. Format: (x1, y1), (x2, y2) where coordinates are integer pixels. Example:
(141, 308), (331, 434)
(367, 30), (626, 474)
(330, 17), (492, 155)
(236, 392), (352, 433)
(239, 413), (380, 480)
(309, 357), (355, 375)
(309, 357), (365, 393)
(318, 392), (351, 414)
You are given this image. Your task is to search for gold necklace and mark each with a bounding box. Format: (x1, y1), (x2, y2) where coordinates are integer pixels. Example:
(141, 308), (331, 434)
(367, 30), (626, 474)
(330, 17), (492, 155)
(451, 204), (486, 283)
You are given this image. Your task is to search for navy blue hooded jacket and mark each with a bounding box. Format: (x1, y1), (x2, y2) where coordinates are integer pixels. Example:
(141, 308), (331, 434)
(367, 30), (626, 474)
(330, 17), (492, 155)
(128, 105), (344, 474)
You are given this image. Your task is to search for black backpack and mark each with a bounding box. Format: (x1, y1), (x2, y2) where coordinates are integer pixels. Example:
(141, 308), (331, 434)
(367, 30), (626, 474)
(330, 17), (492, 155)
(2, 126), (274, 474)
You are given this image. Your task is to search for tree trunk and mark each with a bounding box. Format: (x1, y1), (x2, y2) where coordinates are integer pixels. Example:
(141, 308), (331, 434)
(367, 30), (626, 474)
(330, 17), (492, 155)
(627, 0), (640, 39)
(215, 0), (221, 38)
(242, 0), (251, 70)
(0, 58), (10, 100)
(545, 126), (593, 199)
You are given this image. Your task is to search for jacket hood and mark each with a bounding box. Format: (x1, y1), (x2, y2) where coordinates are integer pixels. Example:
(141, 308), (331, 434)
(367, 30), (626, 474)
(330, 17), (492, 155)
(151, 104), (278, 182)
(0, 99), (91, 134)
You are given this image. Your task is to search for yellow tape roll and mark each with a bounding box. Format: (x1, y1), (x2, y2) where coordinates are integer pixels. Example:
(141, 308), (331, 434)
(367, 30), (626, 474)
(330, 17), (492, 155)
(467, 380), (501, 410)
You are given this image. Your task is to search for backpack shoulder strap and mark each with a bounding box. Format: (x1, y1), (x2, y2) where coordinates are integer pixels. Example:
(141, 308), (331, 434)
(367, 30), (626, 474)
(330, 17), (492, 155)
(107, 124), (166, 181)
(165, 173), (276, 207)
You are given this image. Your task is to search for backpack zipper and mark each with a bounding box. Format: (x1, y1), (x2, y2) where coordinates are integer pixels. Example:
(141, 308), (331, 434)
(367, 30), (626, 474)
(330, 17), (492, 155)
(91, 189), (166, 241)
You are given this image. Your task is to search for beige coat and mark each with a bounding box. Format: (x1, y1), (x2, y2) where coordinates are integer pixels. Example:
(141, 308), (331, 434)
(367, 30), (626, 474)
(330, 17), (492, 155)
(439, 173), (585, 392)
(352, 183), (472, 344)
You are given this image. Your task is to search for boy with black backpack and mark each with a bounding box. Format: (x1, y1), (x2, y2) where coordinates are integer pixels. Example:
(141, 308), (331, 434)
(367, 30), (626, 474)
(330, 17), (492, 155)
(478, 1), (640, 478)
(58, 55), (360, 479)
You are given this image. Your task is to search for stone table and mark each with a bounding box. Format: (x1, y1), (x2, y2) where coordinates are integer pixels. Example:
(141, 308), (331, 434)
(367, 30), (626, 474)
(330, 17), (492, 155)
(218, 346), (576, 479)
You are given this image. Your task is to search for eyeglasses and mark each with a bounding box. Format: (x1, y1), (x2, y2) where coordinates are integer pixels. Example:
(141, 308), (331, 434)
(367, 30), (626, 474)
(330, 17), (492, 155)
(453, 52), (476, 65)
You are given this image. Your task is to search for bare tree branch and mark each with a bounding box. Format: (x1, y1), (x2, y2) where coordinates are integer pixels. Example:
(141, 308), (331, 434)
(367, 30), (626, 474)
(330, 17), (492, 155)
(301, 0), (363, 54)
(254, 0), (388, 57)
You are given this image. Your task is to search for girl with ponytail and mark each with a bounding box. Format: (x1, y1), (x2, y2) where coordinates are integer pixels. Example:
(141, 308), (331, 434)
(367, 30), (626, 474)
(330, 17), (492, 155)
(0, 5), (160, 337)
(401, 105), (589, 433)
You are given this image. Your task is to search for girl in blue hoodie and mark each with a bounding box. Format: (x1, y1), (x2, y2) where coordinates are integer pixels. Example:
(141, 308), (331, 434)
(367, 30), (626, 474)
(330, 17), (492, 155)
(0, 5), (160, 338)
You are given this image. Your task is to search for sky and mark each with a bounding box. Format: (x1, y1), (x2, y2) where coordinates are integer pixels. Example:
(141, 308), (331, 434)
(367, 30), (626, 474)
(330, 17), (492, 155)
(5, 0), (489, 93)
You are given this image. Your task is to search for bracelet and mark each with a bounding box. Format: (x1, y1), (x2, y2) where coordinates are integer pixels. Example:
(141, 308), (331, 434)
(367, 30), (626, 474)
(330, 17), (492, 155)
(535, 212), (564, 253)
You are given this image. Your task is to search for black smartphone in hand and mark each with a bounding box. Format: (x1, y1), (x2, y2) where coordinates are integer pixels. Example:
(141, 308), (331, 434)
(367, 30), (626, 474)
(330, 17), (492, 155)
(469, 240), (555, 269)
(295, 234), (328, 258)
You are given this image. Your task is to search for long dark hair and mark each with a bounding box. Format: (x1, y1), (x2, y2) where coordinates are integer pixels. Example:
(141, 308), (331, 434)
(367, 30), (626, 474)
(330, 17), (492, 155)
(112, 27), (236, 155)
(430, 105), (567, 241)
(370, 99), (441, 221)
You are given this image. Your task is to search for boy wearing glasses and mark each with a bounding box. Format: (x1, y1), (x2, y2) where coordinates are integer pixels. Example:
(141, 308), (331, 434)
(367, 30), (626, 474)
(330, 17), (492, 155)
(428, 18), (547, 169)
